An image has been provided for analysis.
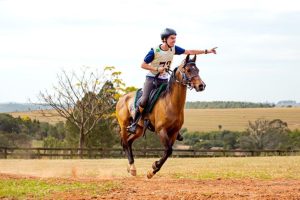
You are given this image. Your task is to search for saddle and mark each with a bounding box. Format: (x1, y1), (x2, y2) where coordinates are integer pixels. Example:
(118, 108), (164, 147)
(134, 83), (167, 114)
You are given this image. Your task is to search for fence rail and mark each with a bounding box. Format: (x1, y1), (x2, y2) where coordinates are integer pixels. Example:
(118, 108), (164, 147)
(0, 147), (299, 159)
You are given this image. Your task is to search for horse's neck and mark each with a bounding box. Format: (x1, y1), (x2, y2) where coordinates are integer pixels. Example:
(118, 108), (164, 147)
(168, 77), (187, 113)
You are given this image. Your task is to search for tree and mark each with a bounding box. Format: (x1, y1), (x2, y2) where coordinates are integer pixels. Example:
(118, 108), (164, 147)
(181, 130), (241, 150)
(239, 119), (290, 150)
(0, 113), (20, 133)
(39, 66), (130, 153)
(222, 130), (239, 149)
(64, 80), (120, 149)
(287, 129), (300, 149)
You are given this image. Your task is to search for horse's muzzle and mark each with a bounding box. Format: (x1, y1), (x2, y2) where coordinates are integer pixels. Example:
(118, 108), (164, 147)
(196, 82), (206, 92)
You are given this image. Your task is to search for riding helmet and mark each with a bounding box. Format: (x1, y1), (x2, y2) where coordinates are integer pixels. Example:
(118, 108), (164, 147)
(161, 28), (177, 40)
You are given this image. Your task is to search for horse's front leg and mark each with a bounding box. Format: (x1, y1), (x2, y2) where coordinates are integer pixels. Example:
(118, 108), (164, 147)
(147, 130), (176, 179)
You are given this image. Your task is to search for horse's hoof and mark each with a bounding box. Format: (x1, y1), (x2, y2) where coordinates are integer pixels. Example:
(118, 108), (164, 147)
(147, 171), (154, 179)
(127, 164), (136, 176)
(130, 169), (137, 176)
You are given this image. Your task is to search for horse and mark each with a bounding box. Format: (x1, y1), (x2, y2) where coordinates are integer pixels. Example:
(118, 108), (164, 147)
(115, 54), (206, 179)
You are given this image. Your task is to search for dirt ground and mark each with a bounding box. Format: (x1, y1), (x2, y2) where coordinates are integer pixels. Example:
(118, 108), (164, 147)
(1, 173), (300, 200)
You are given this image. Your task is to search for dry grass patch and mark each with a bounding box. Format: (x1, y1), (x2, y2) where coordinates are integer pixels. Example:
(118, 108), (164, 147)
(1, 157), (300, 180)
(184, 108), (300, 131)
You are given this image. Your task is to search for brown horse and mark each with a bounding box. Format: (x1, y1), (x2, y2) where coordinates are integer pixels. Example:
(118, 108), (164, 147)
(116, 54), (206, 179)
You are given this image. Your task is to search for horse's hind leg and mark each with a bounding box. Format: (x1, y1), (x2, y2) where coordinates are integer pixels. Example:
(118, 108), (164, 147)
(120, 126), (136, 176)
(121, 126), (143, 176)
(147, 129), (176, 179)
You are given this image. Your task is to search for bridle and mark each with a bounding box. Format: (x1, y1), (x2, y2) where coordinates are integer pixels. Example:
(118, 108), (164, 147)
(166, 61), (200, 90)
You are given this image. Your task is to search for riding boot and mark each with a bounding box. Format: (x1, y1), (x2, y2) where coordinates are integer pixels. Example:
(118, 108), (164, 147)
(127, 106), (144, 134)
(176, 133), (184, 141)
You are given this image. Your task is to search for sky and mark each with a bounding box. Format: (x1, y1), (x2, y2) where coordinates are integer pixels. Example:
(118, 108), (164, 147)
(0, 0), (299, 103)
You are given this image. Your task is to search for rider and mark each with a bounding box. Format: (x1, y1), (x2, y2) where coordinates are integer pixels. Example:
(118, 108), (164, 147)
(127, 28), (217, 140)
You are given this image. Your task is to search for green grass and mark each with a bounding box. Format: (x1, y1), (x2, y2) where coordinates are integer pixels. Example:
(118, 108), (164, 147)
(0, 178), (119, 199)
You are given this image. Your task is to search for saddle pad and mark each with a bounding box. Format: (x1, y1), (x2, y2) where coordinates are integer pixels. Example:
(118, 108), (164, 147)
(134, 83), (168, 114)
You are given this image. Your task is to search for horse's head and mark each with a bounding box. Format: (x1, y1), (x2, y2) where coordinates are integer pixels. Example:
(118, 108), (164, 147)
(177, 55), (206, 92)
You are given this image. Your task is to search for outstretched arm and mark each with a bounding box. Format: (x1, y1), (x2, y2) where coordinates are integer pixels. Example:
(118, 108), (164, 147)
(184, 47), (217, 55)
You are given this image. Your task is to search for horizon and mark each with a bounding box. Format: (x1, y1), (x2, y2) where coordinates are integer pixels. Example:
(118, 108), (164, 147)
(0, 100), (298, 105)
(1, 0), (299, 103)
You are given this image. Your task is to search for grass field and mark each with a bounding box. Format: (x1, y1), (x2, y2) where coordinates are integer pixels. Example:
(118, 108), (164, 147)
(0, 177), (119, 199)
(1, 157), (300, 199)
(10, 109), (63, 125)
(1, 157), (300, 180)
(184, 108), (300, 131)
(10, 107), (300, 131)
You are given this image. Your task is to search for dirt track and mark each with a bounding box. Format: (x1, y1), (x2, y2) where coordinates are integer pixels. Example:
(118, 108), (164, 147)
(1, 173), (300, 200)
(98, 178), (300, 200)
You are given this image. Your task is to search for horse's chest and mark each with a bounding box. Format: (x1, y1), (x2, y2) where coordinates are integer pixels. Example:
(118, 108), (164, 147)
(162, 113), (184, 127)
(149, 108), (184, 132)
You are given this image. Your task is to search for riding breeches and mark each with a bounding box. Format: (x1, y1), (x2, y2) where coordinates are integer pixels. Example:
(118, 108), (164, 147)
(139, 77), (168, 108)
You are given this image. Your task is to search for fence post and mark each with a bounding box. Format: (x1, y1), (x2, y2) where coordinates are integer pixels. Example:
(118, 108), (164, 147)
(278, 150), (282, 156)
(37, 149), (41, 159)
(4, 147), (7, 159)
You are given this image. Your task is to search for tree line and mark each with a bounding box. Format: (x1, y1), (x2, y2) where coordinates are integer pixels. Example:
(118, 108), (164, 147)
(0, 112), (162, 149)
(181, 119), (300, 150)
(185, 101), (275, 109)
(1, 112), (300, 151)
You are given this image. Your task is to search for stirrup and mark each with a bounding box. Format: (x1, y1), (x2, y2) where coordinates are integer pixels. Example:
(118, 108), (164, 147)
(127, 123), (137, 134)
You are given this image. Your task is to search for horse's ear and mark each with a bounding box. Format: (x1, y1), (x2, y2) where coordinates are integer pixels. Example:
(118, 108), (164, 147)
(192, 55), (197, 62)
(185, 55), (190, 63)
